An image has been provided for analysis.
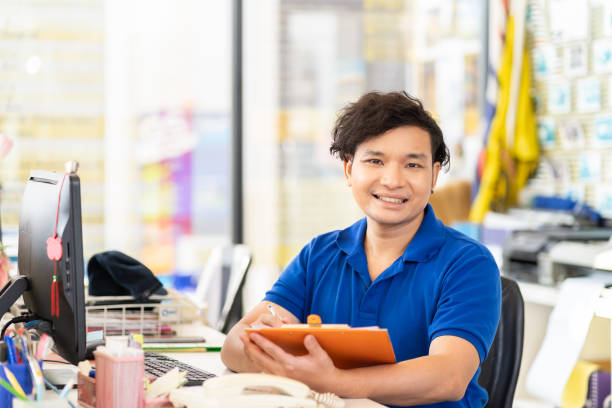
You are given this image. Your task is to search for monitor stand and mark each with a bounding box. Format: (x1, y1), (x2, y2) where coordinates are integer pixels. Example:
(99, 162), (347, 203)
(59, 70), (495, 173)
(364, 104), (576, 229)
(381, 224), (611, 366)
(0, 276), (30, 317)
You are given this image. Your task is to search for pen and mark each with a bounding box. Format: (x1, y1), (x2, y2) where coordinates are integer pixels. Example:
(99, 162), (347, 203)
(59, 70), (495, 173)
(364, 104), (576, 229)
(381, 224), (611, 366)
(26, 355), (44, 402)
(59, 378), (75, 399)
(42, 376), (77, 408)
(17, 328), (29, 362)
(2, 366), (27, 399)
(4, 335), (17, 364)
(0, 378), (28, 401)
(267, 304), (278, 318)
(36, 333), (54, 360)
(22, 326), (33, 356)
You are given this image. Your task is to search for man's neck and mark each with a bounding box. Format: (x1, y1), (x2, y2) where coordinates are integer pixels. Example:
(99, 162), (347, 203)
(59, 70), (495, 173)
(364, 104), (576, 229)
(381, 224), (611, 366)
(363, 212), (425, 279)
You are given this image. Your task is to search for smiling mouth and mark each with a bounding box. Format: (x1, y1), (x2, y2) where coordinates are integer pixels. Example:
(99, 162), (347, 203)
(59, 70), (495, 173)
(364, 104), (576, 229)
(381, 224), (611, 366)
(373, 194), (408, 204)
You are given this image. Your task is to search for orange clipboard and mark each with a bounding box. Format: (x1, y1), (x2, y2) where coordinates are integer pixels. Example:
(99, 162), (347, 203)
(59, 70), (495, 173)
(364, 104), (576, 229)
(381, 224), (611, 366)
(245, 316), (396, 369)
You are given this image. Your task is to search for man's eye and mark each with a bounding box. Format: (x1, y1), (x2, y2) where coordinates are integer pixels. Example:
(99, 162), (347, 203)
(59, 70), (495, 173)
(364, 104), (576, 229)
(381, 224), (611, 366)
(407, 163), (422, 168)
(367, 159), (383, 165)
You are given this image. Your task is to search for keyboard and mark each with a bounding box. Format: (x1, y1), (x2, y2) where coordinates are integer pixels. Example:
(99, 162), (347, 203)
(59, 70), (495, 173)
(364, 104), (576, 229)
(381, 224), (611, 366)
(144, 351), (217, 386)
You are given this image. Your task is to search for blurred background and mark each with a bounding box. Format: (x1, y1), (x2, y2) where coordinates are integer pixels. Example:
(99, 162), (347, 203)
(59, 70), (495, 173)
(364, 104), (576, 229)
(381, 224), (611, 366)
(0, 0), (496, 299)
(2, 1), (612, 404)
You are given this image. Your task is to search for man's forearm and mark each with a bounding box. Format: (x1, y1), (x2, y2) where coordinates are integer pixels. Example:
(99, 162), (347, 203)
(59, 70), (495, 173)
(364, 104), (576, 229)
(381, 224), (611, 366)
(313, 335), (479, 406)
(220, 322), (262, 373)
(326, 354), (469, 406)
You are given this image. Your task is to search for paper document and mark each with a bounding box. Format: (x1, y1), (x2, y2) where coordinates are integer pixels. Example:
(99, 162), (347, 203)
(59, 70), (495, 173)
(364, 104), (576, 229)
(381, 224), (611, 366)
(526, 277), (607, 404)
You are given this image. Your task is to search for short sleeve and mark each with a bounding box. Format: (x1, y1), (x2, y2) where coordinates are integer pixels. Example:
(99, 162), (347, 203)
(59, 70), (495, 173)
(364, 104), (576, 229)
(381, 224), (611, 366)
(263, 242), (312, 322)
(428, 250), (501, 363)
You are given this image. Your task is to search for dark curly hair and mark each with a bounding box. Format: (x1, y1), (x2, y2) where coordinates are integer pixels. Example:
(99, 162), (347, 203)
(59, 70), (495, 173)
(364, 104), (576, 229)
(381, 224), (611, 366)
(329, 91), (450, 169)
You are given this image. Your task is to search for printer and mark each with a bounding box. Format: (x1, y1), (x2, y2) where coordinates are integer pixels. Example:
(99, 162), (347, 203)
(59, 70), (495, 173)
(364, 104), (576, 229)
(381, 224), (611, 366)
(503, 228), (612, 285)
(543, 240), (612, 284)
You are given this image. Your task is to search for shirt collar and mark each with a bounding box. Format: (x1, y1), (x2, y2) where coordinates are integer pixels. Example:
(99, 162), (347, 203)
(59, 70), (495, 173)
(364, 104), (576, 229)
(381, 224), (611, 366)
(336, 204), (446, 263)
(400, 204), (446, 263)
(337, 217), (367, 256)
(336, 218), (369, 281)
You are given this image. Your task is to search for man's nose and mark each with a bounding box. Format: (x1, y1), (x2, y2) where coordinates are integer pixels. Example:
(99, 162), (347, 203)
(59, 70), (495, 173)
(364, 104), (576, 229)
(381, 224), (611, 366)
(380, 164), (404, 188)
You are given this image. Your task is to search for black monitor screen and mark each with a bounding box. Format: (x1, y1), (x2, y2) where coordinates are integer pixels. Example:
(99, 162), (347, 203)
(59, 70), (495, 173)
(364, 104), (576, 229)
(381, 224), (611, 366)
(18, 170), (86, 364)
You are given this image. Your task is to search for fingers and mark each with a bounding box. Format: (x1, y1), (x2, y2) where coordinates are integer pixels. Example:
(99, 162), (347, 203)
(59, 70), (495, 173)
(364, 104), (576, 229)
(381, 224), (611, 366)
(240, 332), (296, 375)
(250, 333), (294, 366)
(261, 314), (285, 327)
(239, 332), (274, 371)
(303, 335), (321, 354)
(302, 335), (336, 371)
(252, 313), (284, 328)
(303, 335), (330, 363)
(240, 332), (337, 391)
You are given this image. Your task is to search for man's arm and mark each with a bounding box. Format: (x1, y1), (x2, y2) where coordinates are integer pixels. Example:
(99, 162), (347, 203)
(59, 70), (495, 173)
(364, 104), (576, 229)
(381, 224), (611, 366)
(330, 335), (480, 405)
(243, 331), (480, 406)
(220, 301), (300, 373)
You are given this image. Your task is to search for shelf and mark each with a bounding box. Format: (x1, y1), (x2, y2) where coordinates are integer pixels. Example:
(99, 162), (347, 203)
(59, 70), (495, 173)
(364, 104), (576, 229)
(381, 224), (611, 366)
(513, 398), (554, 408)
(517, 280), (612, 319)
(517, 281), (559, 307)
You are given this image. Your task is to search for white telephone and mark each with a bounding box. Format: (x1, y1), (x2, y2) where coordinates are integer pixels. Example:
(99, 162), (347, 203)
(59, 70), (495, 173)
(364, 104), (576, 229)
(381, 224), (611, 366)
(169, 373), (345, 408)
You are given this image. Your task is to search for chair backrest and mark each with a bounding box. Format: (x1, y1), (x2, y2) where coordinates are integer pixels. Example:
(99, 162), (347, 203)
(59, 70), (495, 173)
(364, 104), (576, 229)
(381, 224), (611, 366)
(478, 276), (525, 408)
(194, 244), (252, 334)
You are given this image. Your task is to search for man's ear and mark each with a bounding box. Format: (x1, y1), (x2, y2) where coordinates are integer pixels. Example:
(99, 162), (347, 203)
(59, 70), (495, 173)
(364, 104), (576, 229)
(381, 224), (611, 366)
(343, 160), (353, 187)
(431, 162), (441, 190)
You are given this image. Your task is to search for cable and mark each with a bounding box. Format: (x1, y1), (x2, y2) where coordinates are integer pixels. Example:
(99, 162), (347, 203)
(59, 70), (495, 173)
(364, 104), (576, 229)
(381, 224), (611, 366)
(24, 320), (41, 328)
(27, 319), (52, 334)
(0, 314), (37, 339)
(42, 359), (72, 365)
(46, 172), (68, 317)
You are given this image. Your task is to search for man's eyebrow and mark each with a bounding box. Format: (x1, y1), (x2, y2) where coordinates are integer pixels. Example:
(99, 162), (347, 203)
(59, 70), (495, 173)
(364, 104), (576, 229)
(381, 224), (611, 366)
(361, 150), (428, 159)
(405, 153), (427, 160)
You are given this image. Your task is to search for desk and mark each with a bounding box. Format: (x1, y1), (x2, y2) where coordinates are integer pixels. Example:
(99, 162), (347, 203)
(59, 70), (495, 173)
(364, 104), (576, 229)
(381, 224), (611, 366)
(165, 324), (385, 408)
(59, 324), (384, 407)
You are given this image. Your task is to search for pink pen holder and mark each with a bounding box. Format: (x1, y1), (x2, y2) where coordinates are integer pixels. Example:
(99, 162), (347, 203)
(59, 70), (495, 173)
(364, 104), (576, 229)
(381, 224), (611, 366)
(94, 350), (144, 408)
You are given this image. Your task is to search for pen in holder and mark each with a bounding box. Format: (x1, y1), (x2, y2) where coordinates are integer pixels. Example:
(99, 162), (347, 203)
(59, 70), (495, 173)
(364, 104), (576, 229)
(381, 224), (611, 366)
(95, 349), (145, 408)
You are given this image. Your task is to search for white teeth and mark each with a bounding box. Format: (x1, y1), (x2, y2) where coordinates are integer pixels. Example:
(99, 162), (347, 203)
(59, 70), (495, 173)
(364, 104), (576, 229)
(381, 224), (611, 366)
(378, 196), (403, 204)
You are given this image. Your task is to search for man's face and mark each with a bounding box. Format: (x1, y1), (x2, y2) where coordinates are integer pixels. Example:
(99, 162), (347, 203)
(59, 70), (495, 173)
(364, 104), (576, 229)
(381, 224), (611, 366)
(344, 125), (440, 230)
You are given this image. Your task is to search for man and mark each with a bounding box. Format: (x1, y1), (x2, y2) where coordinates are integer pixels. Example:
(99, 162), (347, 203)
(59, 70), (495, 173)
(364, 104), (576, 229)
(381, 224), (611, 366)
(221, 91), (501, 407)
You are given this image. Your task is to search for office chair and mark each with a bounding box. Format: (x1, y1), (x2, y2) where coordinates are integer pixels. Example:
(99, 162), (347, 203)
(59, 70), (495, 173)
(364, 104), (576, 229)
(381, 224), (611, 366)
(193, 244), (252, 334)
(478, 276), (524, 408)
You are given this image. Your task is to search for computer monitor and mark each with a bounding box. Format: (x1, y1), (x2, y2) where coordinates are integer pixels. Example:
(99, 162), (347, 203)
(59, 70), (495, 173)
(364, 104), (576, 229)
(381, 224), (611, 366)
(0, 167), (86, 364)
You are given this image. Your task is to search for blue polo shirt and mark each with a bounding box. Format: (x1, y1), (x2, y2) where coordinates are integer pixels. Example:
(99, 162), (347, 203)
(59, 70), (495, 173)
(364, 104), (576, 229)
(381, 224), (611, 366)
(264, 204), (501, 408)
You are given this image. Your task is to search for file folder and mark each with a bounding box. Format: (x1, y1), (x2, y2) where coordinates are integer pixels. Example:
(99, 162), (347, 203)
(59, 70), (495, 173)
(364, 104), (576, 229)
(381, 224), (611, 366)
(246, 323), (396, 369)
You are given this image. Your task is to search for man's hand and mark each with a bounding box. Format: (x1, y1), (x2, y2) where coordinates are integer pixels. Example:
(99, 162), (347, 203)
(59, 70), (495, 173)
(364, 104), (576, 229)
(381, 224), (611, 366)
(221, 302), (300, 373)
(239, 332), (340, 393)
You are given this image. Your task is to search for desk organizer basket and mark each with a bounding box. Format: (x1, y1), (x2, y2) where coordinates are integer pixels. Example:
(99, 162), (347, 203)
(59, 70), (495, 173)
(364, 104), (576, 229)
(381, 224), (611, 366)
(78, 371), (172, 408)
(86, 288), (205, 337)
